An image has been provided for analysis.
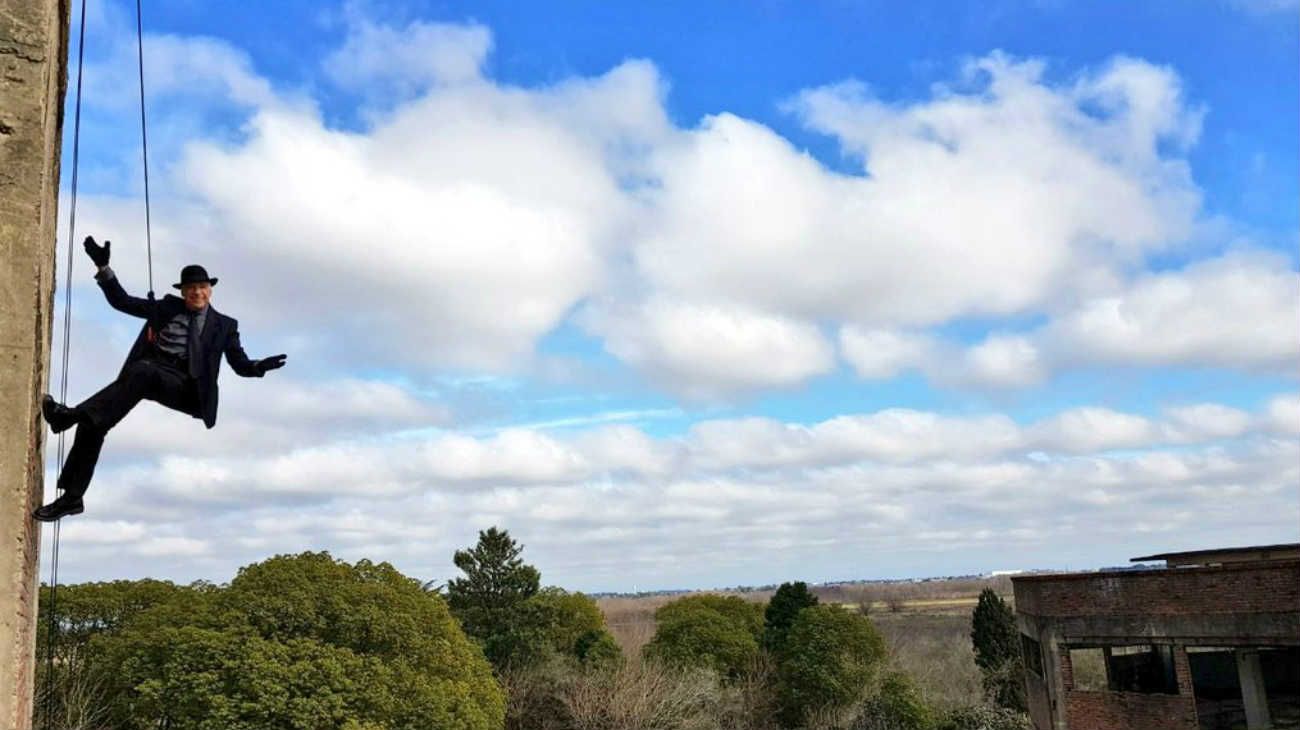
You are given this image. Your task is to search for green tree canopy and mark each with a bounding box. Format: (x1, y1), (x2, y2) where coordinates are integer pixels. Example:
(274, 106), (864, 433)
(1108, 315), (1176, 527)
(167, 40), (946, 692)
(87, 552), (503, 730)
(776, 604), (887, 727)
(644, 594), (764, 678)
(528, 587), (622, 666)
(762, 581), (819, 653)
(970, 588), (1025, 711)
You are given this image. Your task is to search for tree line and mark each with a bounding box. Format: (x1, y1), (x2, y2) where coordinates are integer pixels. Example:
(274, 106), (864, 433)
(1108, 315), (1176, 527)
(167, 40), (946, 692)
(35, 527), (1030, 730)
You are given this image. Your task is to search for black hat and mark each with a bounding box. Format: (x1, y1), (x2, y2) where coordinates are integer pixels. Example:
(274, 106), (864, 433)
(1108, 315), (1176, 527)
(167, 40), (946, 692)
(173, 264), (218, 289)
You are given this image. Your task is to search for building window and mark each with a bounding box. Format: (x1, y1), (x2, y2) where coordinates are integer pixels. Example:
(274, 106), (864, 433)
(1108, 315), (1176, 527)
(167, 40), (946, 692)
(1109, 645), (1179, 695)
(1068, 647), (1108, 691)
(1067, 644), (1180, 695)
(1022, 634), (1044, 677)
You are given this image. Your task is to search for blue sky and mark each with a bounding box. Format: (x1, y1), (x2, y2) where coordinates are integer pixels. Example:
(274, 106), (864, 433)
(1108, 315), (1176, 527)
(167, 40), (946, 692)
(44, 0), (1298, 591)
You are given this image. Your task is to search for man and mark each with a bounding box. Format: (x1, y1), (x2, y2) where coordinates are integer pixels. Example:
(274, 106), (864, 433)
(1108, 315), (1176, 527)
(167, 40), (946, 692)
(34, 236), (287, 521)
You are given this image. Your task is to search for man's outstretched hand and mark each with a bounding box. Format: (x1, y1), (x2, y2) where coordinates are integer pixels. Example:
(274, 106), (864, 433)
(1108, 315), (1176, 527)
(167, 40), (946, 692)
(84, 236), (111, 268)
(256, 354), (287, 375)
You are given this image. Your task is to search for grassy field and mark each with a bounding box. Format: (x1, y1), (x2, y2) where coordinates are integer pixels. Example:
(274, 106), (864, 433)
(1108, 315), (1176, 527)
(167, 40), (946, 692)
(597, 576), (1011, 714)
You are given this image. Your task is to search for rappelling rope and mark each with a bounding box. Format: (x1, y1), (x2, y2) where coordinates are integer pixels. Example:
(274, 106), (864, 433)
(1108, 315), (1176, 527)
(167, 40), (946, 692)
(43, 1), (156, 726)
(42, 0), (88, 725)
(134, 0), (155, 296)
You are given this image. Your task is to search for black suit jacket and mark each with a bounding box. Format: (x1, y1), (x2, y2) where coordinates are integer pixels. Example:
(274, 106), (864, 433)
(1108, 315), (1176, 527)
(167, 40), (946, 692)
(98, 273), (263, 429)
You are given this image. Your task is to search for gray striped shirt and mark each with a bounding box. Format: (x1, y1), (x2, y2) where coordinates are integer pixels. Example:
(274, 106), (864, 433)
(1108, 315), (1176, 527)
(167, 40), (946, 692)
(97, 266), (207, 360)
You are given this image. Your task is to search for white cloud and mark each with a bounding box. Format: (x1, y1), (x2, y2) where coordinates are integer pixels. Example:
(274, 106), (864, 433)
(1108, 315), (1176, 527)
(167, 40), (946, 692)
(859, 252), (1299, 388)
(956, 335), (1048, 388)
(839, 328), (935, 379)
(53, 401), (1297, 589)
(1162, 403), (1252, 441)
(1043, 251), (1299, 371)
(586, 299), (836, 400)
(1263, 394), (1300, 435)
(591, 52), (1203, 394)
(1028, 407), (1156, 453)
(324, 18), (492, 92)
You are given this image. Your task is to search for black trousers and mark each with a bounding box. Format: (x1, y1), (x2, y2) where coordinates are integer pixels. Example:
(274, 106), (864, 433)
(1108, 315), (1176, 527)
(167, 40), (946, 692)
(57, 358), (200, 500)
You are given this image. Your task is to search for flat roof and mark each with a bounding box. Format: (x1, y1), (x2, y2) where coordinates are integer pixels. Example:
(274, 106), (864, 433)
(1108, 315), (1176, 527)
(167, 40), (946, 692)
(1130, 542), (1300, 563)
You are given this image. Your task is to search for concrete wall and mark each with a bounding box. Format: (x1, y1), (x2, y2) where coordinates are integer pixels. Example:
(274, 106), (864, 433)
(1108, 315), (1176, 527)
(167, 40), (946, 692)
(0, 0), (69, 728)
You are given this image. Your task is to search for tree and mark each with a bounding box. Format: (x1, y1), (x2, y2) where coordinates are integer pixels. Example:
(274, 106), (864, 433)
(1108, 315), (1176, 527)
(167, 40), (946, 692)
(762, 581), (819, 653)
(528, 587), (622, 666)
(644, 594), (764, 678)
(776, 605), (886, 727)
(35, 579), (211, 730)
(88, 552), (504, 730)
(446, 527), (545, 669)
(970, 588), (1025, 711)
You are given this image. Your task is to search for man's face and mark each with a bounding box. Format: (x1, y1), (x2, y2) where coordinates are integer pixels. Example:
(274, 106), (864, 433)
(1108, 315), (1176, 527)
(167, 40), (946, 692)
(181, 282), (212, 311)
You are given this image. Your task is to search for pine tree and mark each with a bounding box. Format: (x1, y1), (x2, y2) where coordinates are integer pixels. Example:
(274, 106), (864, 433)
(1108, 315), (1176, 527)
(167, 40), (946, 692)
(446, 527), (543, 668)
(763, 581), (819, 653)
(970, 588), (1025, 711)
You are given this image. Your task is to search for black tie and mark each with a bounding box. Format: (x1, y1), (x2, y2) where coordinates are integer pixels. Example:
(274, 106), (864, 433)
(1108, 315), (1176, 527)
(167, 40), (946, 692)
(187, 311), (200, 377)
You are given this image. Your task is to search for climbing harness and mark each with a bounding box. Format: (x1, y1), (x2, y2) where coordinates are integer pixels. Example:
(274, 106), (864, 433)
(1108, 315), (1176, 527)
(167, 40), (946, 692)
(43, 0), (157, 725)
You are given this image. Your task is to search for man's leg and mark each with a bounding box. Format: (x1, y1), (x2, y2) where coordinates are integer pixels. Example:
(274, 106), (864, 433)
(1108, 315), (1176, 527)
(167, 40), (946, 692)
(75, 360), (158, 431)
(35, 361), (165, 520)
(52, 422), (106, 501)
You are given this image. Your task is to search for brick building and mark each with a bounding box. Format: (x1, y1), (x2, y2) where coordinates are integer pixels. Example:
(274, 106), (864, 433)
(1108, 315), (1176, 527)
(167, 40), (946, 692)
(1012, 544), (1300, 730)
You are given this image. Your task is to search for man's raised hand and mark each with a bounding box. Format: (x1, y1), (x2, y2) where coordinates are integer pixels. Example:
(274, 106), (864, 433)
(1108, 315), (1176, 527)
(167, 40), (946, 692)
(84, 236), (111, 268)
(256, 354), (287, 375)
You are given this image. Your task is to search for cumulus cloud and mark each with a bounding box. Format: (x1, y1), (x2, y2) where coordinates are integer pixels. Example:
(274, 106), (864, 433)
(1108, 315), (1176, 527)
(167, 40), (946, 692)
(52, 397), (1299, 588)
(75, 15), (1288, 397)
(1263, 393), (1300, 435)
(845, 252), (1299, 388)
(1028, 408), (1156, 453)
(1042, 251), (1299, 371)
(589, 52), (1206, 395)
(838, 328), (935, 380)
(323, 18), (492, 92)
(586, 299), (836, 400)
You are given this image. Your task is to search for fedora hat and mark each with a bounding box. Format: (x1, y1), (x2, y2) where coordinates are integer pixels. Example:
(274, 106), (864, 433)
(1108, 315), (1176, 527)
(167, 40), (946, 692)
(173, 264), (218, 289)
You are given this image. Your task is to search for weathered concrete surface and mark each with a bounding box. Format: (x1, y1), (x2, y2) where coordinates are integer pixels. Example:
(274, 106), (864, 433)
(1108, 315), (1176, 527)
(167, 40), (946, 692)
(1, 0), (69, 728)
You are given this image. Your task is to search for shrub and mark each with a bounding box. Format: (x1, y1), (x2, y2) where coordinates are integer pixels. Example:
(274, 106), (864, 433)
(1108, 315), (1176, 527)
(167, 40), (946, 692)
(562, 659), (722, 730)
(645, 595), (764, 678)
(777, 605), (887, 727)
(854, 672), (934, 730)
(936, 705), (1033, 730)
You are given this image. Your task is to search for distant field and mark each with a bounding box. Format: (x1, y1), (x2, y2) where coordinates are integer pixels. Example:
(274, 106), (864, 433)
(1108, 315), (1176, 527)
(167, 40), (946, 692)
(597, 575), (1011, 713)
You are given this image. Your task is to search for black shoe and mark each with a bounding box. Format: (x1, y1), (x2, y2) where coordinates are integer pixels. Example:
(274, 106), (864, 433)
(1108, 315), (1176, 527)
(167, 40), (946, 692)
(42, 395), (79, 434)
(33, 498), (84, 522)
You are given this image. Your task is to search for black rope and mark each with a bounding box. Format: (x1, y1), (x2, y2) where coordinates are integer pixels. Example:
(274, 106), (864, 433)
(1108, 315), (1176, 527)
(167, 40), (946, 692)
(43, 0), (88, 726)
(135, 0), (155, 296)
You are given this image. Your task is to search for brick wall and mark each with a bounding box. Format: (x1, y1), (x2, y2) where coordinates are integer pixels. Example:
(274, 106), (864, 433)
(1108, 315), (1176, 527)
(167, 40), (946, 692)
(1064, 691), (1198, 730)
(1013, 561), (1300, 617)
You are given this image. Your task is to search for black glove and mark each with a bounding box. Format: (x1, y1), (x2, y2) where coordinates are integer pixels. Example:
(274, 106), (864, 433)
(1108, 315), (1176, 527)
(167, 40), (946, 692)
(83, 236), (111, 268)
(256, 354), (287, 375)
